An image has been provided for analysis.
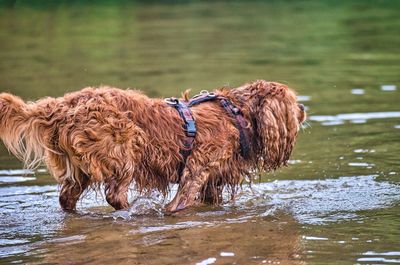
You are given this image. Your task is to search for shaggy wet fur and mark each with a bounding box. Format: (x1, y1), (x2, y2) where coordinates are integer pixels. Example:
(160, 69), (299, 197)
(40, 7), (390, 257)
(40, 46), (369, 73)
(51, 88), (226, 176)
(0, 80), (306, 213)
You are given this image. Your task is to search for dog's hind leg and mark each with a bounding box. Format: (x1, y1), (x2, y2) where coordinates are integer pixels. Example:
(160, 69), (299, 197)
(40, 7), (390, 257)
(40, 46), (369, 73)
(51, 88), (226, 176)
(202, 182), (223, 205)
(165, 168), (210, 213)
(104, 176), (132, 210)
(59, 175), (89, 212)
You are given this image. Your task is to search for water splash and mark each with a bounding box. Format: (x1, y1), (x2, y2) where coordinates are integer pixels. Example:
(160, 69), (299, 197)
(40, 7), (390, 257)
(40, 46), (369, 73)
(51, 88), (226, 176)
(111, 192), (165, 220)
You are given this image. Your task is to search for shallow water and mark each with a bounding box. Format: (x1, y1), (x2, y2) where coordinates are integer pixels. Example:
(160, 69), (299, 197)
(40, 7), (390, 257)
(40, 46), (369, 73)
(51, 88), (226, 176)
(1, 1), (400, 264)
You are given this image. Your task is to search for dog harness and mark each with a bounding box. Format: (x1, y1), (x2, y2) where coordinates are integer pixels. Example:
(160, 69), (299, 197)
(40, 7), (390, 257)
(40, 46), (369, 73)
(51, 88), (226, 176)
(165, 91), (251, 168)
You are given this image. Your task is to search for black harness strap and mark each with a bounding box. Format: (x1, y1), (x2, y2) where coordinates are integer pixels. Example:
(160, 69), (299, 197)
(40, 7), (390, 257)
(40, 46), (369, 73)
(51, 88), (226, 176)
(217, 98), (251, 159)
(164, 97), (196, 162)
(165, 91), (251, 173)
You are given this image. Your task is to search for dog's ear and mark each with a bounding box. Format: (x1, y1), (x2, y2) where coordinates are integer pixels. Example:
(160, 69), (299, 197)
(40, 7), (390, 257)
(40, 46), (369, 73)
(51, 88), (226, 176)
(252, 82), (300, 171)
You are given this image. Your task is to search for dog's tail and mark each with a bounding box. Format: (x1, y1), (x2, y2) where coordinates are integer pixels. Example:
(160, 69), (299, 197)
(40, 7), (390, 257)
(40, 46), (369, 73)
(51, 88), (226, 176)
(0, 92), (47, 169)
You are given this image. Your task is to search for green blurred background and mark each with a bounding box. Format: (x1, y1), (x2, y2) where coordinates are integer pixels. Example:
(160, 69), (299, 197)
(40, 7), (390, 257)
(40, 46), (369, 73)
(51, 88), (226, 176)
(1, 1), (400, 264)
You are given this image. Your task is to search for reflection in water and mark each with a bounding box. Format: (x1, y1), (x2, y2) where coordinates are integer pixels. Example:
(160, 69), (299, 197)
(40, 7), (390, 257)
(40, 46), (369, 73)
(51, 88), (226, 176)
(1, 172), (400, 264)
(40, 213), (304, 265)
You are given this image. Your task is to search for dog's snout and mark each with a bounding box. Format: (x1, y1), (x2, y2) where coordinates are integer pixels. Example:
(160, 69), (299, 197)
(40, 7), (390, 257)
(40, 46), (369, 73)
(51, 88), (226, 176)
(297, 103), (306, 124)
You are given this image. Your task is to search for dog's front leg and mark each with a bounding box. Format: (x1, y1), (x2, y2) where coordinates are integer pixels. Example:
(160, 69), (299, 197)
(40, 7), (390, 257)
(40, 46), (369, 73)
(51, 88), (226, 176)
(165, 168), (210, 213)
(104, 177), (132, 210)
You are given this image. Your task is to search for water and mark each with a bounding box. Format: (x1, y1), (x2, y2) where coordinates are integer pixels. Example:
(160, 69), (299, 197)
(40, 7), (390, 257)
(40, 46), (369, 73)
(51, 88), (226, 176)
(1, 1), (400, 264)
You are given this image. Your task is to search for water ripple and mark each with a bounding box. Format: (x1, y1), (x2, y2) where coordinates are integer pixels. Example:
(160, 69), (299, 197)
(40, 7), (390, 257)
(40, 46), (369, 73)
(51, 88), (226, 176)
(234, 175), (400, 224)
(310, 111), (400, 125)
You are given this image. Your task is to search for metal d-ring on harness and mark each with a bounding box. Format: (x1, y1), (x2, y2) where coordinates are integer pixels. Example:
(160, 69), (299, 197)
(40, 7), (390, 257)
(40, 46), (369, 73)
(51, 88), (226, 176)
(165, 90), (251, 173)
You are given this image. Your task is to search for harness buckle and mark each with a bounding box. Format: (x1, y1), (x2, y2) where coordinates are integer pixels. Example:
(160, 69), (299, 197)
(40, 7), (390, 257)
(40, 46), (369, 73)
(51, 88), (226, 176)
(164, 97), (179, 105)
(232, 107), (241, 115)
(186, 120), (196, 136)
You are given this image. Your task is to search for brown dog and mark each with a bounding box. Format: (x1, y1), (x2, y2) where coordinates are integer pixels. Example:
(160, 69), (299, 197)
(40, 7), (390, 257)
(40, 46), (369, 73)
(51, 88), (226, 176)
(0, 80), (306, 213)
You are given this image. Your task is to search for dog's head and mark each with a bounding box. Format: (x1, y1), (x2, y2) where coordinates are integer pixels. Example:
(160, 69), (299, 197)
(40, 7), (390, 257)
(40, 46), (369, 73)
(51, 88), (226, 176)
(232, 80), (306, 171)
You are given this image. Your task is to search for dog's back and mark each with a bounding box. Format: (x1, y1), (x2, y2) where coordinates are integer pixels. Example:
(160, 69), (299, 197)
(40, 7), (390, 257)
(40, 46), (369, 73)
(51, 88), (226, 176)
(0, 87), (184, 200)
